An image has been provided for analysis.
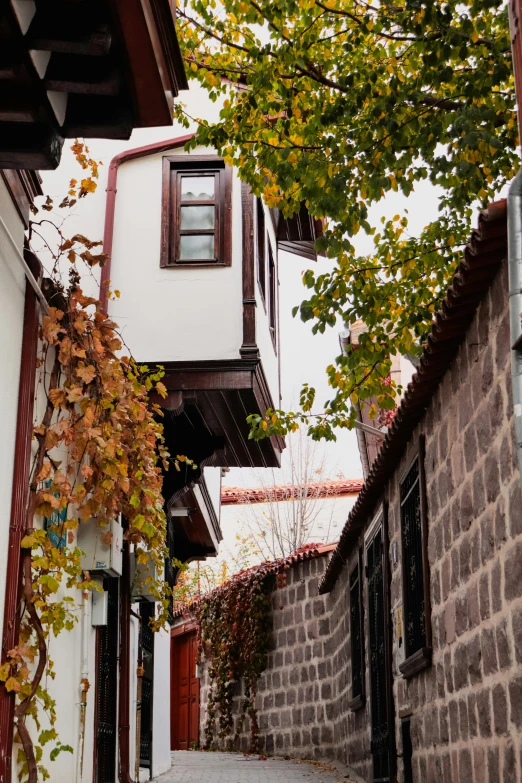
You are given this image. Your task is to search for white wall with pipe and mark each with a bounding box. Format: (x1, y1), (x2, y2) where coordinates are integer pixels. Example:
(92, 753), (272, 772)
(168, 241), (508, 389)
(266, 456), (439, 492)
(151, 628), (171, 778)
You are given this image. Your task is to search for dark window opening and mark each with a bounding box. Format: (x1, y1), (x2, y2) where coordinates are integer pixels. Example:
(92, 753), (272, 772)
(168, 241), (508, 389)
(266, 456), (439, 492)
(161, 157), (232, 267)
(268, 241), (276, 349)
(400, 459), (427, 657)
(401, 718), (413, 783)
(256, 197), (266, 302)
(349, 557), (365, 707)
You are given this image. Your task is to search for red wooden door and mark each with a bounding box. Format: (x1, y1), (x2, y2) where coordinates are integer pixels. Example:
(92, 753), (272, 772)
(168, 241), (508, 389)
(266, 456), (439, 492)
(171, 631), (200, 750)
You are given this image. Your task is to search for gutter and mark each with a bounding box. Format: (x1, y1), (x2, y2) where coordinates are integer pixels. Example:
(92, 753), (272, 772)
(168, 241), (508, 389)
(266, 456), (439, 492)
(99, 133), (195, 313)
(507, 170), (522, 489)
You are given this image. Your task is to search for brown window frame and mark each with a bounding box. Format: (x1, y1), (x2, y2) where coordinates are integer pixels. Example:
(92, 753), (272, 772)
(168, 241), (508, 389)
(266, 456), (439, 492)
(160, 155), (232, 268)
(268, 240), (277, 351)
(256, 197), (267, 309)
(398, 436), (432, 679)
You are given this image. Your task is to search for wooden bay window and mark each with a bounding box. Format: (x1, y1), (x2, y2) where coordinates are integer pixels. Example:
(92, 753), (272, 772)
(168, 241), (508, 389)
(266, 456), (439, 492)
(161, 156), (232, 267)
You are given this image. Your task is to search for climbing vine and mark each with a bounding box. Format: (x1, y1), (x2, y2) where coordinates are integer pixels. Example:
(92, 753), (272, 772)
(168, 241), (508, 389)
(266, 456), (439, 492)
(194, 566), (272, 752)
(192, 545), (321, 753)
(0, 144), (175, 783)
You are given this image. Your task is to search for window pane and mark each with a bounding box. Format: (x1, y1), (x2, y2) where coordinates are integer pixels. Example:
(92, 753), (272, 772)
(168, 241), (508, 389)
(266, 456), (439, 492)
(181, 205), (215, 230)
(179, 234), (215, 260)
(181, 176), (215, 201)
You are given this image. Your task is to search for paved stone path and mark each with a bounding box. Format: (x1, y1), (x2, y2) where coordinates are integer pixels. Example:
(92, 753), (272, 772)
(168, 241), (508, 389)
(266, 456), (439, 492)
(153, 751), (352, 783)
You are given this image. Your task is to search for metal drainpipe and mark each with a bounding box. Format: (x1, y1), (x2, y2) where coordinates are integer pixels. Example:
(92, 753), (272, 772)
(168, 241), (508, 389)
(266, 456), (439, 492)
(76, 591), (90, 783)
(507, 170), (522, 489)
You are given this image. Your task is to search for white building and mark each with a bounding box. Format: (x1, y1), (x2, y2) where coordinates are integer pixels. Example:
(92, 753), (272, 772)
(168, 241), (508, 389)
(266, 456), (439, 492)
(0, 35), (321, 779)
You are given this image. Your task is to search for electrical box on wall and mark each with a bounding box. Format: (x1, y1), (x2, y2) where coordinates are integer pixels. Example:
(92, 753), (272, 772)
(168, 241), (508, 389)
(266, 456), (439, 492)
(131, 552), (159, 602)
(91, 590), (108, 626)
(77, 517), (123, 577)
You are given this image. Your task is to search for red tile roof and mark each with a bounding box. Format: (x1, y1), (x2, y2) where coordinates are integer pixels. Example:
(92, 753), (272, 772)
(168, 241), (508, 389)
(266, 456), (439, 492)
(320, 200), (508, 594)
(220, 478), (363, 505)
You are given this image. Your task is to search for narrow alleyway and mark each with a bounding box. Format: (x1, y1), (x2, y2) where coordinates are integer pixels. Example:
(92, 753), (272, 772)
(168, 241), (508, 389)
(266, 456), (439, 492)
(152, 752), (358, 783)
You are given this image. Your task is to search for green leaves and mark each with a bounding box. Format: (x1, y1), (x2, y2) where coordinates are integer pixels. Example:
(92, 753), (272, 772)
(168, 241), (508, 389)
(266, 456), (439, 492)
(179, 0), (517, 439)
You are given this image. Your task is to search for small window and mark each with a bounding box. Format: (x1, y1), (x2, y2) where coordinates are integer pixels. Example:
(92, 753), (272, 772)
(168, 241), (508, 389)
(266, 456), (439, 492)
(268, 241), (277, 349)
(399, 447), (432, 675)
(256, 197), (266, 302)
(349, 555), (365, 710)
(161, 157), (232, 267)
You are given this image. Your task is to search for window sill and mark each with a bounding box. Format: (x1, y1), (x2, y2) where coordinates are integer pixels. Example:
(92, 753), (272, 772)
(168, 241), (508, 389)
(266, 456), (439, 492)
(399, 647), (432, 679)
(348, 694), (365, 712)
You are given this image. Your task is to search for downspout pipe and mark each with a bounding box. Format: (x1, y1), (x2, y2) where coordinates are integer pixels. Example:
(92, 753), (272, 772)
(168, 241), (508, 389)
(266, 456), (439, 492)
(507, 169), (522, 490)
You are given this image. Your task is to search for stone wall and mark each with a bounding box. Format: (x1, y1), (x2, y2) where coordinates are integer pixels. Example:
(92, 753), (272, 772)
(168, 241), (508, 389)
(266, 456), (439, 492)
(197, 259), (522, 781)
(386, 252), (522, 781)
(198, 553), (338, 759)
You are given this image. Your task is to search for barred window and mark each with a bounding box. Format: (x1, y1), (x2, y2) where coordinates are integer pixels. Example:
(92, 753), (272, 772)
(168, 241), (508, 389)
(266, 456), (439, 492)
(349, 553), (365, 710)
(399, 445), (432, 676)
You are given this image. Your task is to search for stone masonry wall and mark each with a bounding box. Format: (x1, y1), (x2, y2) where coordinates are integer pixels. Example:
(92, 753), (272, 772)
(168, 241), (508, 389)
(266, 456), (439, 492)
(385, 252), (522, 782)
(198, 553), (339, 759)
(197, 259), (522, 782)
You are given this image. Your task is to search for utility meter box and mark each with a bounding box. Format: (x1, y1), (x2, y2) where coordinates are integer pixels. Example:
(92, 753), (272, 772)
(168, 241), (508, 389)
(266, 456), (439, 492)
(77, 517), (123, 577)
(91, 590), (108, 626)
(131, 552), (159, 602)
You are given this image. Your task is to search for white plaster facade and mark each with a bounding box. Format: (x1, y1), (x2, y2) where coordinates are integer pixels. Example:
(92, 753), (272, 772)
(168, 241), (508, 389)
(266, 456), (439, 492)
(0, 83), (284, 783)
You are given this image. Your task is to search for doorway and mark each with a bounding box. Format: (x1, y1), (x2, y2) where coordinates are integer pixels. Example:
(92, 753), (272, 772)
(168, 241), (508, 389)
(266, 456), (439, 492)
(366, 525), (392, 782)
(94, 577), (119, 783)
(171, 630), (200, 750)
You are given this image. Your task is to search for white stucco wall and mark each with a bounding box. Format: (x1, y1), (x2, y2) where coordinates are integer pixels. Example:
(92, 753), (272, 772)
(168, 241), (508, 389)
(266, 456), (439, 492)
(107, 146), (244, 364)
(151, 628), (171, 778)
(0, 178), (26, 639)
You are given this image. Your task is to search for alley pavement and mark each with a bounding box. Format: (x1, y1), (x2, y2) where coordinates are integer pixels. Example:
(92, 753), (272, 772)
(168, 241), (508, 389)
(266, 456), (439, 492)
(153, 751), (357, 783)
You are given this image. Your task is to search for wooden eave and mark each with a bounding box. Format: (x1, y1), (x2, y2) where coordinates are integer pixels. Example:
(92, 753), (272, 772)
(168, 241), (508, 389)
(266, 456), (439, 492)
(160, 358), (284, 471)
(168, 479), (222, 562)
(0, 0), (188, 170)
(272, 203), (324, 261)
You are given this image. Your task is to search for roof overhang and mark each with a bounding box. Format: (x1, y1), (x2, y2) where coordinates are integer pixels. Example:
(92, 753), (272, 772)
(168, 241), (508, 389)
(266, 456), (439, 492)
(158, 359), (284, 473)
(0, 0), (188, 169)
(272, 203), (324, 261)
(168, 478), (222, 562)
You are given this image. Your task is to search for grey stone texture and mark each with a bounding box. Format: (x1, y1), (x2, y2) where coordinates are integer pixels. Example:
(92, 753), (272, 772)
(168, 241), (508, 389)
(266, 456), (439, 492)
(154, 751), (356, 783)
(198, 260), (522, 782)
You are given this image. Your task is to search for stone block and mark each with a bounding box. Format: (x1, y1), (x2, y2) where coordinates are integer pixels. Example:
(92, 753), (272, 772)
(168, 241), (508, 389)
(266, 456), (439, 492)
(508, 675), (522, 728)
(479, 571), (490, 621)
(496, 618), (512, 671)
(492, 683), (508, 736)
(504, 541), (522, 601)
(449, 700), (459, 742)
(476, 688), (492, 738)
(487, 746), (500, 783)
(459, 748), (473, 783)
(481, 627), (498, 676)
(467, 633), (482, 685)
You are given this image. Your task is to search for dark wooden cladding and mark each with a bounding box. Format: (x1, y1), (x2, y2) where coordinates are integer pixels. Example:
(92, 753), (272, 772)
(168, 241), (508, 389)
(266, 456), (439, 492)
(366, 525), (390, 783)
(157, 359), (283, 468)
(94, 578), (119, 783)
(241, 183), (259, 359)
(320, 200), (508, 594)
(118, 541), (134, 783)
(0, 252), (41, 783)
(399, 459), (425, 657)
(0, 170), (42, 229)
(348, 553), (365, 710)
(276, 202), (323, 261)
(0, 0), (187, 169)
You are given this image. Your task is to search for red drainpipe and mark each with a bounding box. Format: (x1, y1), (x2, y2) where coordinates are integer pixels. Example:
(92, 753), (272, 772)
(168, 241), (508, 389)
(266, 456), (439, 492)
(0, 251), (42, 782)
(99, 133), (195, 314)
(99, 133), (194, 781)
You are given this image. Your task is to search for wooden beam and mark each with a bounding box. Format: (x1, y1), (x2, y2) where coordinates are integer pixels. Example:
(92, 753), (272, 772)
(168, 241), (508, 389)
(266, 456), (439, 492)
(45, 53), (121, 95)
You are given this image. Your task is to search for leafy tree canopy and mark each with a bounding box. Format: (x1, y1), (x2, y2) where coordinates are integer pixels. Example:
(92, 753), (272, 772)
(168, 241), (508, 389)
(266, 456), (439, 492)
(176, 0), (517, 441)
